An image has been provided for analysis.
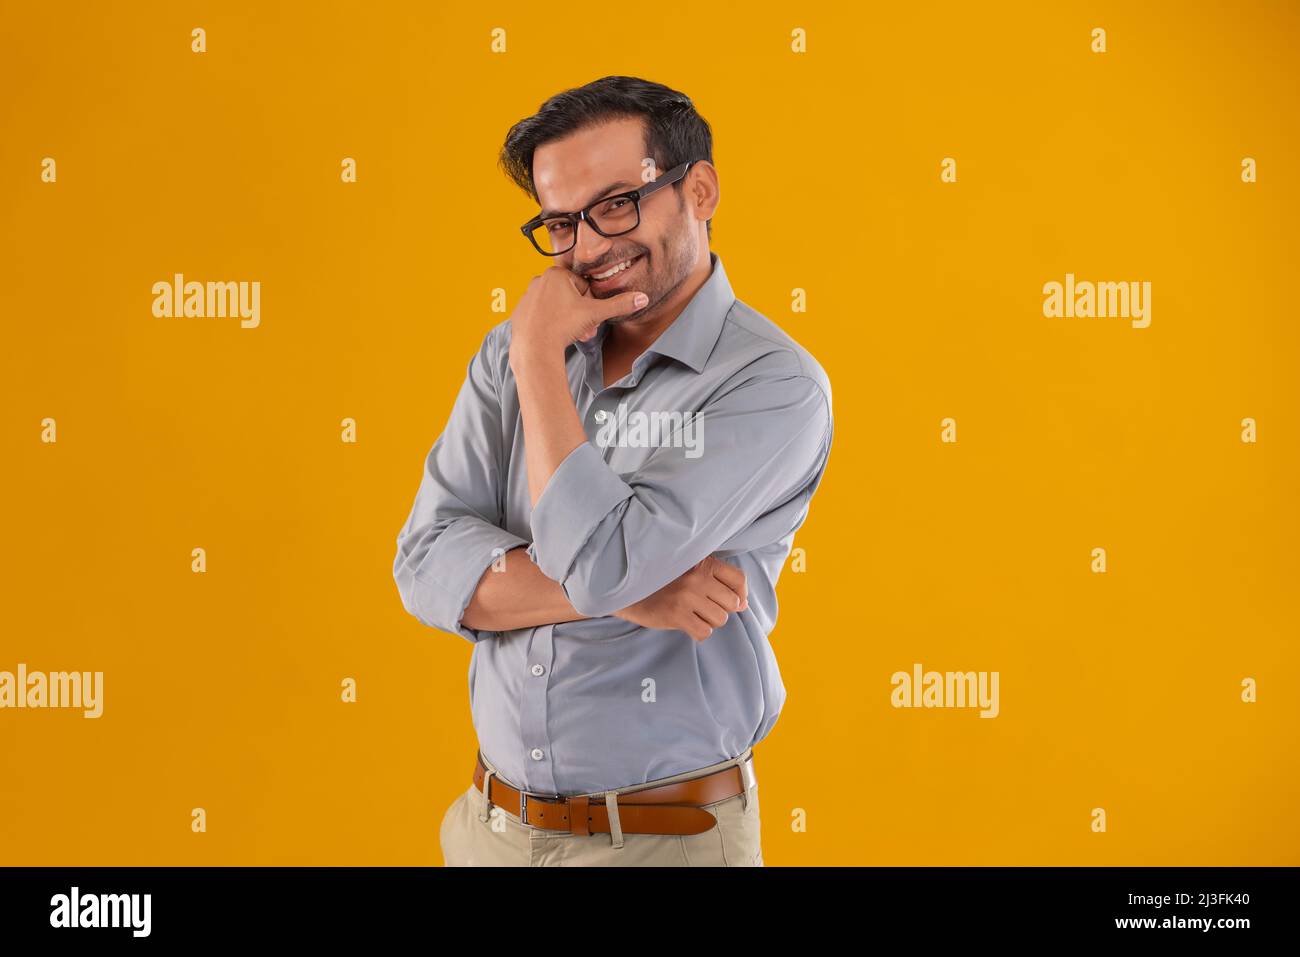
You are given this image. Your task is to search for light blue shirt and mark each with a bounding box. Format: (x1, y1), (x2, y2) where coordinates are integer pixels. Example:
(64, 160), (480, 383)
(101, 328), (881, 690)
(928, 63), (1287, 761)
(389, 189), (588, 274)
(393, 252), (833, 795)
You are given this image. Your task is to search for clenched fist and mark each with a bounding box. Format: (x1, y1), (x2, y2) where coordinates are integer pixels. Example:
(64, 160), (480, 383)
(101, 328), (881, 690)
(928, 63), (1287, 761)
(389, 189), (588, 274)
(615, 556), (749, 641)
(508, 264), (649, 364)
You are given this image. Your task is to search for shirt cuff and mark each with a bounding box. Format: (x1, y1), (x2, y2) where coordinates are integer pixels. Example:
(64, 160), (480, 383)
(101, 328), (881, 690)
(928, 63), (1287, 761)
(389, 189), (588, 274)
(413, 522), (530, 642)
(529, 441), (634, 585)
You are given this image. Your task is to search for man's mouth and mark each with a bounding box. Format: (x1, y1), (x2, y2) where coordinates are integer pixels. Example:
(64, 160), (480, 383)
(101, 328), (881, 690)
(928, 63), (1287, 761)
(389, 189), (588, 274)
(584, 253), (644, 286)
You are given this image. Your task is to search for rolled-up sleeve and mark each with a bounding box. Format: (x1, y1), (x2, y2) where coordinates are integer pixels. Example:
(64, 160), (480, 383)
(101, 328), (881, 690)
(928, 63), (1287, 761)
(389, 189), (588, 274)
(393, 327), (527, 642)
(528, 372), (832, 618)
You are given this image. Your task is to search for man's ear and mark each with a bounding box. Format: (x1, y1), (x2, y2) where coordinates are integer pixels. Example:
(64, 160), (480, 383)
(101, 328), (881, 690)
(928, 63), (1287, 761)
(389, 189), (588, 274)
(688, 159), (721, 223)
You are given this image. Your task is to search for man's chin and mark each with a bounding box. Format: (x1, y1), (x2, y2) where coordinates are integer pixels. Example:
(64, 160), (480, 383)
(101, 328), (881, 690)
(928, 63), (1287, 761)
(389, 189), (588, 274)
(606, 305), (652, 324)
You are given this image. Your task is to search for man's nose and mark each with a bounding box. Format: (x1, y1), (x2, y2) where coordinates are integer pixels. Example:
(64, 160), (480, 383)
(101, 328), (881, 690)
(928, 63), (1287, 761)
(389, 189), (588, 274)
(572, 217), (613, 267)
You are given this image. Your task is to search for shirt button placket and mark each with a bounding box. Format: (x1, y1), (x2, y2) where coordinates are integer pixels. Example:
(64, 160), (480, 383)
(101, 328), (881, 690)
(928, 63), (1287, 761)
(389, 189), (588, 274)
(586, 403), (608, 445)
(519, 623), (558, 793)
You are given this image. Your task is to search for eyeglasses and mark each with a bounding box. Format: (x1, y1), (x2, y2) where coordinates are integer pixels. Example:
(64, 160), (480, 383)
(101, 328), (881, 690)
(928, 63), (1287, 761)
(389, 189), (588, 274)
(520, 160), (695, 256)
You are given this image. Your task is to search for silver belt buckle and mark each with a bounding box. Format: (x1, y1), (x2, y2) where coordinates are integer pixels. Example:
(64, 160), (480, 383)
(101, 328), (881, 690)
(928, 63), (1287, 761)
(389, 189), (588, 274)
(519, 788), (562, 827)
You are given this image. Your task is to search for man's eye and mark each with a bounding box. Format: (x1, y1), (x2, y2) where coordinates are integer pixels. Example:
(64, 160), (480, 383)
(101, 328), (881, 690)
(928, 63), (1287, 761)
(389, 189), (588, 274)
(546, 222), (571, 234)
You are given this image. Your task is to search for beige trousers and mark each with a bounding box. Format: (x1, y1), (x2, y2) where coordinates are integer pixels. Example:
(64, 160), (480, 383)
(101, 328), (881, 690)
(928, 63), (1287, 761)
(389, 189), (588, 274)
(439, 748), (764, 866)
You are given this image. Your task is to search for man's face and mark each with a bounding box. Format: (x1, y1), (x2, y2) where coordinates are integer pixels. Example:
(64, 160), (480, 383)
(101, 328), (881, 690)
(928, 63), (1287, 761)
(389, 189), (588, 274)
(531, 116), (699, 324)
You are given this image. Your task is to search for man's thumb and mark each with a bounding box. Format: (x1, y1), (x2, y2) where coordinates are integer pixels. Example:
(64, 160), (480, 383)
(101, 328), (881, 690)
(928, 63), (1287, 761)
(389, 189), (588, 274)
(597, 289), (650, 319)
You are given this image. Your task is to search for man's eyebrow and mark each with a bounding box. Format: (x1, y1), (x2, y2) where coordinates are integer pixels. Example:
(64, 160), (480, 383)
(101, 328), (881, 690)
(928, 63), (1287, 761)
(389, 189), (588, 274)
(538, 180), (638, 219)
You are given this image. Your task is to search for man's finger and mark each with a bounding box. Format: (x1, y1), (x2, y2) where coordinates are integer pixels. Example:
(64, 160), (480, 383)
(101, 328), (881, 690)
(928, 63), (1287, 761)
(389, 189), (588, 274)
(709, 559), (746, 599)
(693, 598), (728, 628)
(566, 269), (591, 296)
(687, 614), (714, 642)
(704, 579), (742, 613)
(591, 289), (649, 321)
(576, 319), (601, 342)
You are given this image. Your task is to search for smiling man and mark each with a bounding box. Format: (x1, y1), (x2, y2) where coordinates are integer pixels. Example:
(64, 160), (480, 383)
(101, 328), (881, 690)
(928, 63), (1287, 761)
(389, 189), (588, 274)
(393, 76), (833, 866)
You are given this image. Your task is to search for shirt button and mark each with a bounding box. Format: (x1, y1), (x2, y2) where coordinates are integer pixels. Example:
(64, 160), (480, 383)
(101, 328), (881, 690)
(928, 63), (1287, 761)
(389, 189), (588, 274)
(530, 748), (545, 761)
(594, 409), (608, 422)
(530, 663), (545, 677)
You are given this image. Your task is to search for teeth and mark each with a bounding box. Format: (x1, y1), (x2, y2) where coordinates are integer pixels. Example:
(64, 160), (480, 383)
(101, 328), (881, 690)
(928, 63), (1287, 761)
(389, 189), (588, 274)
(590, 256), (638, 280)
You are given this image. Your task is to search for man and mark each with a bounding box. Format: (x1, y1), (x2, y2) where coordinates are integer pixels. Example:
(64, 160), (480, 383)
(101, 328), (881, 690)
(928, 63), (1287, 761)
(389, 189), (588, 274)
(393, 76), (833, 866)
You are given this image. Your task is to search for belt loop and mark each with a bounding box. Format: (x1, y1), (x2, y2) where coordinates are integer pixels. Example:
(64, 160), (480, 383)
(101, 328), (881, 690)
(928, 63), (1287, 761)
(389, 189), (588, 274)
(478, 769), (496, 824)
(604, 792), (624, 849)
(738, 754), (756, 812)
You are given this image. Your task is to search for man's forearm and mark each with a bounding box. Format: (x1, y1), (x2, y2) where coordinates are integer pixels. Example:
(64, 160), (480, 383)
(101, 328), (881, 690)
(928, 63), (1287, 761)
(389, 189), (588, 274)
(461, 546), (589, 632)
(466, 338), (586, 630)
(512, 346), (588, 509)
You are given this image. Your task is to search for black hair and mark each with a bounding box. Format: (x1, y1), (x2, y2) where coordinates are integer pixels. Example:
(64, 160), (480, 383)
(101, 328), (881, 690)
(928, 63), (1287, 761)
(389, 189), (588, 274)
(499, 75), (714, 240)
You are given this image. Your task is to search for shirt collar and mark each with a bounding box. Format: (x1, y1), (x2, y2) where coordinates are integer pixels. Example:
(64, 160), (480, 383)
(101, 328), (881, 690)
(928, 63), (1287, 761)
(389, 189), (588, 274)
(574, 251), (734, 376)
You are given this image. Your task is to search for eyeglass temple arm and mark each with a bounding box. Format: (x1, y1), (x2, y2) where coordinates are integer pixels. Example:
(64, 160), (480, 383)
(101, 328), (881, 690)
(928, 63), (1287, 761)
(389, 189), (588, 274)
(521, 160), (694, 231)
(637, 160), (692, 198)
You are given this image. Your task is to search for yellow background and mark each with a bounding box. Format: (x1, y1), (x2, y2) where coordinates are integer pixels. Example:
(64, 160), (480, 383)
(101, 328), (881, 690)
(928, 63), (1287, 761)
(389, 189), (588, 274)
(2, 0), (1296, 865)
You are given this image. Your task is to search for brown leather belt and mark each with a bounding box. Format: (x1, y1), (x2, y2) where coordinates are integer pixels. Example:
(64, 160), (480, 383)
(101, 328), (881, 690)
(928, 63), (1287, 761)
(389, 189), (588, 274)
(472, 751), (755, 837)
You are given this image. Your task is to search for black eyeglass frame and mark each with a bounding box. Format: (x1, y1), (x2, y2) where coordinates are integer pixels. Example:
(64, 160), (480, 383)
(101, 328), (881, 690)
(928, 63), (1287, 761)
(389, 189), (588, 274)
(519, 160), (696, 256)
